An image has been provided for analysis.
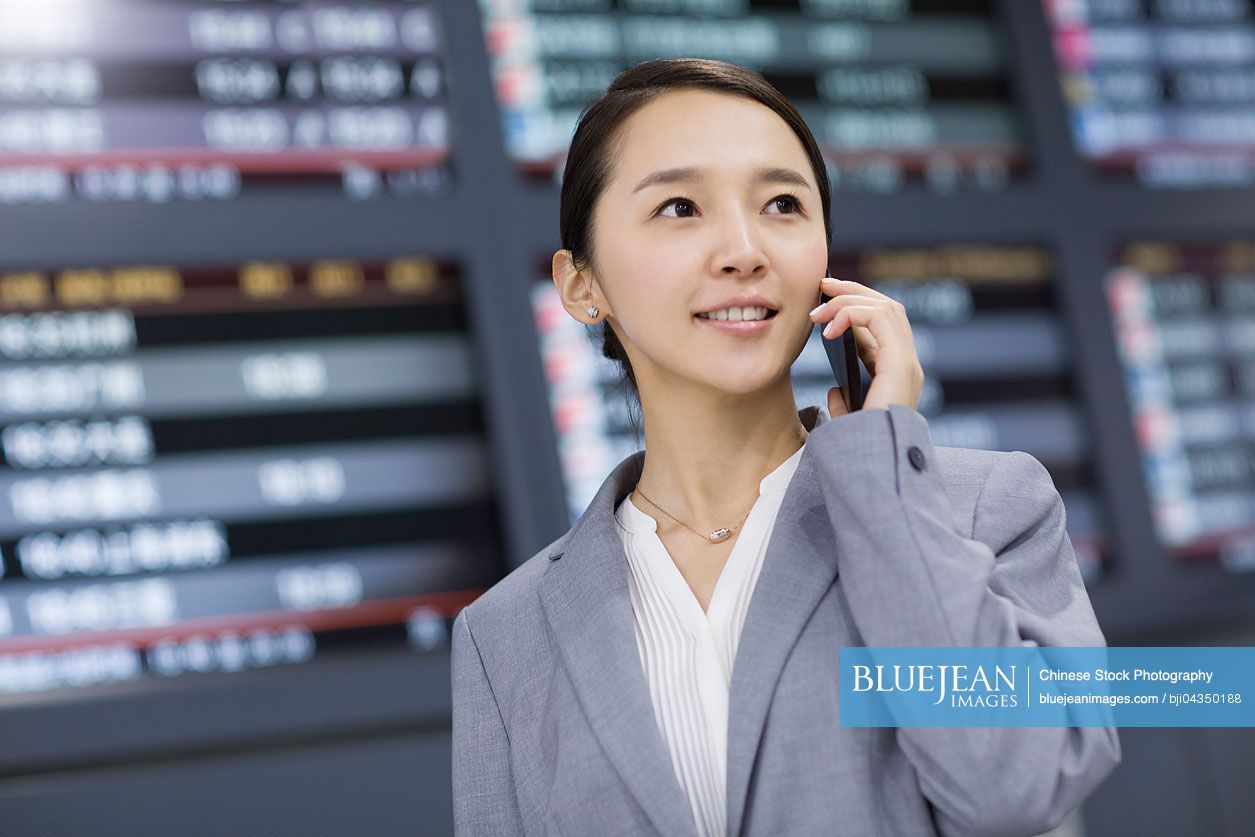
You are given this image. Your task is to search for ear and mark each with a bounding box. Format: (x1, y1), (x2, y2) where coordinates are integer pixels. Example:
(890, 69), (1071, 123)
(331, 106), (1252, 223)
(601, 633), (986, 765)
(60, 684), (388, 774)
(552, 249), (608, 321)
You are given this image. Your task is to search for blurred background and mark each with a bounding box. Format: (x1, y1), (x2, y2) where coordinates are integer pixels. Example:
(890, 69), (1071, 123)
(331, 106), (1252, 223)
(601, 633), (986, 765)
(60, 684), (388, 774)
(0, 0), (1252, 834)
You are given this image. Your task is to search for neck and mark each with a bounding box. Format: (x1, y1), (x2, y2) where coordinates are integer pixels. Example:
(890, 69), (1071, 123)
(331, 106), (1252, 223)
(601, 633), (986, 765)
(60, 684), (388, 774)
(632, 379), (808, 535)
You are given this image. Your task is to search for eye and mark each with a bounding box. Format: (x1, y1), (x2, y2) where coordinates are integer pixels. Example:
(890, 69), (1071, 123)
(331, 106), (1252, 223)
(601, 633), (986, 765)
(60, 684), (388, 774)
(654, 193), (806, 218)
(766, 192), (805, 215)
(655, 196), (698, 218)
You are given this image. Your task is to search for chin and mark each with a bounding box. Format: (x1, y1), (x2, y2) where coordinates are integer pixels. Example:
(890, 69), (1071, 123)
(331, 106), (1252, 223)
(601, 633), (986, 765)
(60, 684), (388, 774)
(702, 370), (782, 396)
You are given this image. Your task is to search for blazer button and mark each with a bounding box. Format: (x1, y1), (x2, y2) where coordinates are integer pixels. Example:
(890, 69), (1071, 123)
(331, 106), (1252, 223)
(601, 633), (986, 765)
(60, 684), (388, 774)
(907, 446), (926, 471)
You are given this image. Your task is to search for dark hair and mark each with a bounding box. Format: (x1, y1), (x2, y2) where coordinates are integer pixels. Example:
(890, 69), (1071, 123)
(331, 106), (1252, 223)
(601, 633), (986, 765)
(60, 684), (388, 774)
(558, 58), (832, 433)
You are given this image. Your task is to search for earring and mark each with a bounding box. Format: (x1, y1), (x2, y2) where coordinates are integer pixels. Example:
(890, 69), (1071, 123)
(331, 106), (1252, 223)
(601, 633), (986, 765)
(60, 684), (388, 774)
(586, 305), (599, 318)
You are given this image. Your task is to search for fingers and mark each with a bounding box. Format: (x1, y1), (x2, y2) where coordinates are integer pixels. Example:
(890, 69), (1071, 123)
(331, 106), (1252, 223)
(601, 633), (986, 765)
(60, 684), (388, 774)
(828, 385), (850, 418)
(811, 278), (905, 323)
(820, 277), (900, 306)
(817, 305), (908, 378)
(815, 297), (902, 341)
(815, 277), (923, 413)
(820, 304), (880, 341)
(809, 293), (882, 324)
(851, 324), (879, 376)
(814, 279), (907, 333)
(812, 281), (910, 345)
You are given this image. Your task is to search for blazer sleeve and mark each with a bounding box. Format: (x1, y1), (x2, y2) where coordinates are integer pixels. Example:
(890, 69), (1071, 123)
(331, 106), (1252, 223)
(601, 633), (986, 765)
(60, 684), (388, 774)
(808, 403), (1122, 837)
(451, 606), (525, 836)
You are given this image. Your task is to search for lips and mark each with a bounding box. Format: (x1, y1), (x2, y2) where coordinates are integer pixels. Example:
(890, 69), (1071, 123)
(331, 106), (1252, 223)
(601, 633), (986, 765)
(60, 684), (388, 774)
(693, 309), (778, 321)
(693, 295), (780, 316)
(694, 311), (778, 333)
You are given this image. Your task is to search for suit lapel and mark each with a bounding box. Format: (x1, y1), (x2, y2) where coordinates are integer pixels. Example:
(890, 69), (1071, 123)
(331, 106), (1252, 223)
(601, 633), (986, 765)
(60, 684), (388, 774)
(725, 405), (839, 837)
(539, 448), (700, 837)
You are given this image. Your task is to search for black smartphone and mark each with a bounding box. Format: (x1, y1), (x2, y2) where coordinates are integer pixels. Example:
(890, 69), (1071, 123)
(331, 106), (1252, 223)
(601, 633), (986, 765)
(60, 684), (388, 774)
(818, 291), (864, 412)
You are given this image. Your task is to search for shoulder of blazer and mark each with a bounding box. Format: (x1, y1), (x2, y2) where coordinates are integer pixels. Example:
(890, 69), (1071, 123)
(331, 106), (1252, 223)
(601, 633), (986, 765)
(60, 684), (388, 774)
(931, 444), (1029, 540)
(458, 529), (573, 661)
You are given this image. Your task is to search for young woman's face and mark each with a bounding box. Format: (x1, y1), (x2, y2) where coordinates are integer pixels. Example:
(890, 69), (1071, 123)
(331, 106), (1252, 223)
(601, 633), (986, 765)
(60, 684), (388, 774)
(591, 89), (828, 399)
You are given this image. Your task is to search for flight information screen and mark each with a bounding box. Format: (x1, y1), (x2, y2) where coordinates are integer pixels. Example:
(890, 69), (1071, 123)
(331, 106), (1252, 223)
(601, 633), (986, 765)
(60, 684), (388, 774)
(1108, 239), (1255, 570)
(0, 257), (503, 696)
(482, 0), (1030, 193)
(1044, 0), (1255, 188)
(531, 242), (1107, 583)
(0, 0), (452, 205)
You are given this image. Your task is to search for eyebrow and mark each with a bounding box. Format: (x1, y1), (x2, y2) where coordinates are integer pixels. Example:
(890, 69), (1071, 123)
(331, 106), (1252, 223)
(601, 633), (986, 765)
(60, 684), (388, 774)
(631, 165), (813, 194)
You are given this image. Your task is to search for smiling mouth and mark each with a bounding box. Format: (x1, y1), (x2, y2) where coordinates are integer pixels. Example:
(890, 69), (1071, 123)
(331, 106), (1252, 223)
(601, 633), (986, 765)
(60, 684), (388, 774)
(693, 310), (779, 321)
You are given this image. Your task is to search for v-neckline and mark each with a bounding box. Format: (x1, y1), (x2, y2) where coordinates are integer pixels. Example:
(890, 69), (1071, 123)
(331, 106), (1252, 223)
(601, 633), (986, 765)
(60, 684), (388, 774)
(625, 491), (756, 629)
(618, 444), (805, 632)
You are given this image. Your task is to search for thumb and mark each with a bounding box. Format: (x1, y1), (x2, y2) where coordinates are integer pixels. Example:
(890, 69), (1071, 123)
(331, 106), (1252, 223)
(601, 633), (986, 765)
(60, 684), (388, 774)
(828, 385), (850, 419)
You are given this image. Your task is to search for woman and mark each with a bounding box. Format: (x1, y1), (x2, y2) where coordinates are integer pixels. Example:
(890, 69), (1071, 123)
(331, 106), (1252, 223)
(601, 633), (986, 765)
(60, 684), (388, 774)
(452, 58), (1120, 836)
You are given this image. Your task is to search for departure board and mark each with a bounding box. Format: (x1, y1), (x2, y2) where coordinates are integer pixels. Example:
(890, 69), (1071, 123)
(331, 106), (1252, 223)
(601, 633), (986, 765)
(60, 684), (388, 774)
(531, 242), (1107, 583)
(481, 0), (1030, 193)
(1107, 239), (1255, 571)
(1045, 0), (1255, 188)
(0, 1), (452, 204)
(0, 257), (502, 696)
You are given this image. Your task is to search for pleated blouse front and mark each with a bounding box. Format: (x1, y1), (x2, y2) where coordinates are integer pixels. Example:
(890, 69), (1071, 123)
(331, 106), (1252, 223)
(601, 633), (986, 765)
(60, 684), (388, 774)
(613, 444), (804, 837)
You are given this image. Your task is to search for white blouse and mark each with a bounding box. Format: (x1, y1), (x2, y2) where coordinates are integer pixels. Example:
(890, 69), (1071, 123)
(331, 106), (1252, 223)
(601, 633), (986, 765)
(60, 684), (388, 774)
(613, 444), (805, 837)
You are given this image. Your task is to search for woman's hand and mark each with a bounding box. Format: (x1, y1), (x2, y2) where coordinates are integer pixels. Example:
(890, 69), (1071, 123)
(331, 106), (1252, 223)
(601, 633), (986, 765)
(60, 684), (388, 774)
(809, 276), (925, 416)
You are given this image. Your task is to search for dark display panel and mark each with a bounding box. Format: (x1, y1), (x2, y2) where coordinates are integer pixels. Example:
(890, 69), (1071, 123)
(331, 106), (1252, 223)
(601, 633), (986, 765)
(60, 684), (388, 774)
(1107, 239), (1255, 570)
(531, 242), (1109, 583)
(1044, 0), (1255, 188)
(0, 257), (502, 696)
(0, 1), (452, 204)
(481, 0), (1031, 193)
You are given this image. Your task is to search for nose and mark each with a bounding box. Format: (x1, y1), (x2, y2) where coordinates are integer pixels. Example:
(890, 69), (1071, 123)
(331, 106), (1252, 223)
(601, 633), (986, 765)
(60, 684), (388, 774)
(714, 208), (769, 277)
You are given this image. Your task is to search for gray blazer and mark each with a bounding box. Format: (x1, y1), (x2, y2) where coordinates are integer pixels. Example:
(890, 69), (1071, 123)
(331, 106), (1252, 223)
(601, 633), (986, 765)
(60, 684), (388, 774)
(452, 403), (1121, 836)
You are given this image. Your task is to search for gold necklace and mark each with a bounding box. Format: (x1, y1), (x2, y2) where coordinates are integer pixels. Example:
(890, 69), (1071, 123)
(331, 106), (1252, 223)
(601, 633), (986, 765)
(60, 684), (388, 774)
(634, 486), (751, 544)
(632, 430), (806, 545)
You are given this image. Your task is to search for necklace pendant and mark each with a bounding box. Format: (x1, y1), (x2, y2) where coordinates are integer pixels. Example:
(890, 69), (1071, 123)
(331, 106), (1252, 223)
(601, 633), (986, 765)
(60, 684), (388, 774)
(708, 528), (732, 543)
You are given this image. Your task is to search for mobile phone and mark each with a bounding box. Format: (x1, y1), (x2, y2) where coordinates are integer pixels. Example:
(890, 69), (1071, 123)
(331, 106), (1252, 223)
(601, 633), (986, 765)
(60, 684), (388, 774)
(818, 291), (864, 412)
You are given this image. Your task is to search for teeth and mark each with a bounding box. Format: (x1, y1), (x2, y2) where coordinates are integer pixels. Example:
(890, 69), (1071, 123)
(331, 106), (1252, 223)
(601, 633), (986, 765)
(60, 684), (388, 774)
(697, 306), (771, 321)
